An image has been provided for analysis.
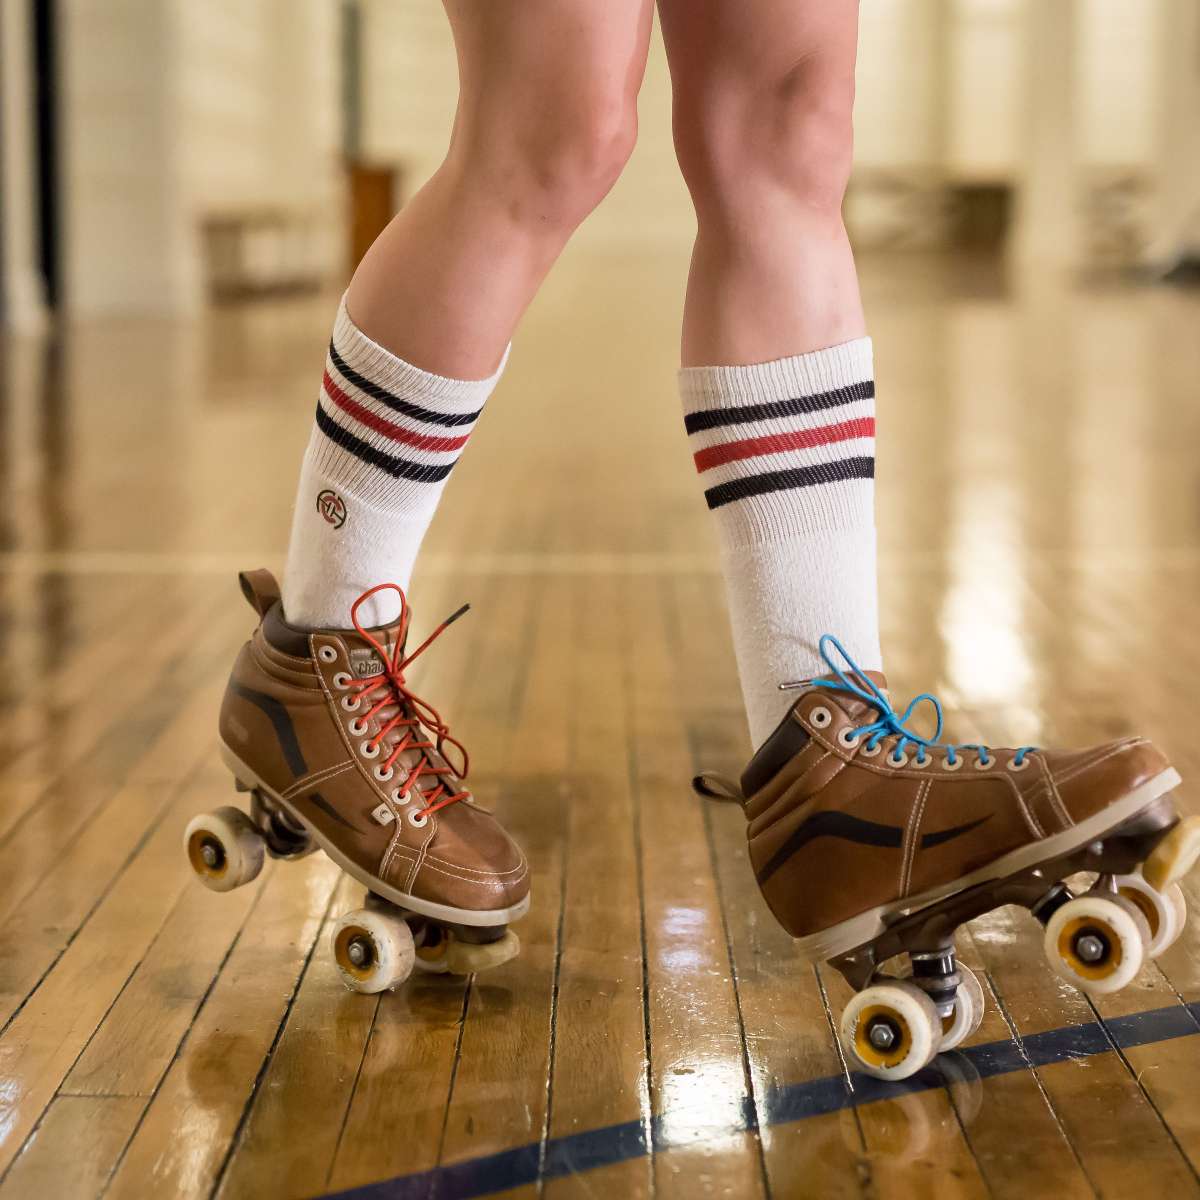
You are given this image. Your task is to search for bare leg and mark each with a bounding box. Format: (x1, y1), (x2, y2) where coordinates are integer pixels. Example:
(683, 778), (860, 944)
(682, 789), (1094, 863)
(347, 0), (655, 377)
(657, 0), (864, 367)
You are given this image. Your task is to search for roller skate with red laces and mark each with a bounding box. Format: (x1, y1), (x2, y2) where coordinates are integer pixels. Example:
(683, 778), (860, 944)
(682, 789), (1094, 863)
(184, 570), (529, 993)
(695, 635), (1198, 1081)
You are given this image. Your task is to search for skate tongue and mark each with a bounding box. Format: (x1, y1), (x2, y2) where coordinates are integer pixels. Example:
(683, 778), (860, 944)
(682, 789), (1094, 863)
(339, 622), (406, 681)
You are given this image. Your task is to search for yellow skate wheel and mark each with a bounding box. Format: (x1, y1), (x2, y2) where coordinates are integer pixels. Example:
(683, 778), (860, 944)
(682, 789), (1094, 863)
(331, 907), (415, 994)
(184, 807), (264, 893)
(1115, 874), (1186, 957)
(939, 964), (986, 1052)
(1144, 816), (1200, 892)
(841, 979), (941, 1081)
(444, 930), (520, 976)
(1043, 894), (1148, 994)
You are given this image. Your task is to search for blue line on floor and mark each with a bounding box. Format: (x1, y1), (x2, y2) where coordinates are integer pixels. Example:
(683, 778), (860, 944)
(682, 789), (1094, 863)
(321, 999), (1200, 1200)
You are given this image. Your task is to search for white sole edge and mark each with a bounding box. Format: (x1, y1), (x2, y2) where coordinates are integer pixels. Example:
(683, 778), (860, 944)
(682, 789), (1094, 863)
(218, 740), (531, 928)
(794, 767), (1183, 963)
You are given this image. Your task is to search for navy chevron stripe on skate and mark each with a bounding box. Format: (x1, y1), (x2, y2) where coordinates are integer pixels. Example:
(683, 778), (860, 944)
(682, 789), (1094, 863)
(755, 809), (903, 885)
(230, 682), (307, 776)
(920, 813), (992, 848)
(318, 999), (1200, 1200)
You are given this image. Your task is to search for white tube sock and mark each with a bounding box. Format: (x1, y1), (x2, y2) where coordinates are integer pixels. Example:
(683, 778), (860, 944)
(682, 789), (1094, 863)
(680, 338), (882, 748)
(282, 297), (506, 628)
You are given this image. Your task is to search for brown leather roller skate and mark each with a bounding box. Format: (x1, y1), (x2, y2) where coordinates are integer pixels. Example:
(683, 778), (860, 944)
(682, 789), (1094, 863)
(696, 635), (1196, 1080)
(184, 570), (530, 993)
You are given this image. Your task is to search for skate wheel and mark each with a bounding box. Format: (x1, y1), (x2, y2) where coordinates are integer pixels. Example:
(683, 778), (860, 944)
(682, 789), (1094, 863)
(331, 907), (416, 994)
(841, 979), (942, 1081)
(184, 807), (265, 892)
(1043, 893), (1148, 994)
(1144, 815), (1200, 892)
(939, 964), (986, 1052)
(1115, 874), (1187, 957)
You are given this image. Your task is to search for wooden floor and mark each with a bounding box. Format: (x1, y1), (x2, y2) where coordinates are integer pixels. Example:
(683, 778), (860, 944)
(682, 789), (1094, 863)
(1, 247), (1200, 1200)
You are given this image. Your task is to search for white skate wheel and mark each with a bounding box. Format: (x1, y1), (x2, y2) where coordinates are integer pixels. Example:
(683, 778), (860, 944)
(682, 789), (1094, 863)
(1144, 815), (1200, 892)
(1115, 874), (1186, 957)
(841, 978), (942, 1081)
(939, 964), (986, 1052)
(1043, 893), (1148, 994)
(331, 906), (415, 994)
(184, 806), (265, 893)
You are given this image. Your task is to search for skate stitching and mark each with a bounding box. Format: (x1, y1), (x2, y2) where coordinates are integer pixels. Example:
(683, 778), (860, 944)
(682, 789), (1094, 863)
(1034, 756), (1069, 831)
(1052, 739), (1146, 788)
(900, 780), (930, 897)
(281, 759), (356, 798)
(251, 636), (324, 687)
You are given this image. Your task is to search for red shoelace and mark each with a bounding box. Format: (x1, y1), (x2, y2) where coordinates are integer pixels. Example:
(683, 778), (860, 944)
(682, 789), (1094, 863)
(347, 582), (470, 820)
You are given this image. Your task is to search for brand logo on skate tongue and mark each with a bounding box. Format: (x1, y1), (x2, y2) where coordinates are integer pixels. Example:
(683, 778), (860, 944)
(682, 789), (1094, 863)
(349, 644), (393, 677)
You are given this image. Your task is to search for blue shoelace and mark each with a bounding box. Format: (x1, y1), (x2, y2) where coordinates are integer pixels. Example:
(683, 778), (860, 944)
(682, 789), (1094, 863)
(791, 634), (1035, 768)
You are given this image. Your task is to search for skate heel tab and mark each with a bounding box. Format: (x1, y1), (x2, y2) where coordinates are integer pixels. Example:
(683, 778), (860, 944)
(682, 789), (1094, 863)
(238, 569), (282, 619)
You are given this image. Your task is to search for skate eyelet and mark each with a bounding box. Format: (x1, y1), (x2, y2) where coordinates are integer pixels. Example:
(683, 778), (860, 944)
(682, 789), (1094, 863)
(332, 671), (352, 689)
(374, 764), (394, 782)
(911, 754), (931, 769)
(808, 706), (833, 730)
(973, 756), (992, 771)
(318, 645), (338, 663)
(361, 740), (381, 760)
(1007, 757), (1031, 772)
(408, 809), (429, 828)
(341, 695), (361, 712)
(392, 788), (412, 806)
(837, 728), (862, 750)
(943, 756), (963, 771)
(889, 750), (909, 768)
(349, 717), (368, 736)
(860, 741), (883, 758)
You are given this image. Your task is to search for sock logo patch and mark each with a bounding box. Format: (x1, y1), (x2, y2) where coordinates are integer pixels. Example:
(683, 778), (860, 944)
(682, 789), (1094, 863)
(316, 488), (348, 529)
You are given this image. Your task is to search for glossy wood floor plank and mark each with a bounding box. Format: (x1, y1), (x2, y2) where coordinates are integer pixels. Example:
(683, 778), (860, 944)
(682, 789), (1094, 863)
(103, 851), (341, 1200)
(632, 576), (765, 1199)
(1, 252), (1199, 1198)
(542, 575), (651, 1200)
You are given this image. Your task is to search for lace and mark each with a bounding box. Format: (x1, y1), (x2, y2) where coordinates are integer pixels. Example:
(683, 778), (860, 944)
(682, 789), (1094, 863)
(348, 583), (471, 819)
(794, 634), (1035, 768)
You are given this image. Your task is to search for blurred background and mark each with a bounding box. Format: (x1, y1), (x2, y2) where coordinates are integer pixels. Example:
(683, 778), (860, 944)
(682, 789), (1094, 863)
(2, 0), (1199, 328)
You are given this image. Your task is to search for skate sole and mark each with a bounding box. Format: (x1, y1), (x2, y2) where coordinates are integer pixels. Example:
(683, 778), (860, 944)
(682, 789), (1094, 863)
(794, 766), (1183, 963)
(219, 740), (531, 928)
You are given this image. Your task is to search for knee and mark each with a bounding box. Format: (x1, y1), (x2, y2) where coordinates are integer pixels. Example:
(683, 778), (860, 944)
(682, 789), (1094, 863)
(458, 84), (638, 232)
(672, 55), (855, 223)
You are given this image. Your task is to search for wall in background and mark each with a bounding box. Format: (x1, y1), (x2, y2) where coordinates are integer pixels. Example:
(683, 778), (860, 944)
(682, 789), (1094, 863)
(4, 0), (1195, 328)
(58, 0), (343, 318)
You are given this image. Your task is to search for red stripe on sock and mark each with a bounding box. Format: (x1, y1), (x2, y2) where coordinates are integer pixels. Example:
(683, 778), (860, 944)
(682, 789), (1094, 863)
(323, 372), (471, 453)
(693, 417), (875, 473)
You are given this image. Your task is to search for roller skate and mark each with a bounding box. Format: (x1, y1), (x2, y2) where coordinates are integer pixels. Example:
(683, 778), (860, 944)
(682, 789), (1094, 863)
(184, 570), (529, 994)
(695, 635), (1198, 1082)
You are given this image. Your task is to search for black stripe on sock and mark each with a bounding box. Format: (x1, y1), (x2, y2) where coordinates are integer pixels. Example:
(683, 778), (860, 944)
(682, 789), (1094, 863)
(329, 342), (483, 429)
(315, 406), (456, 483)
(704, 455), (874, 509)
(684, 380), (874, 435)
